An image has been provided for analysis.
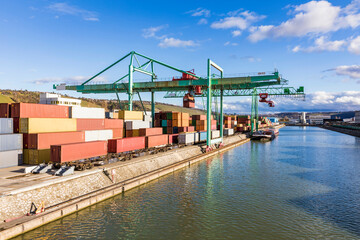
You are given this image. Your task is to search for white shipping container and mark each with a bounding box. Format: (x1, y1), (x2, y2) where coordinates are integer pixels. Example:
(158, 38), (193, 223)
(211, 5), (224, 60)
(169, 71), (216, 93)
(84, 130), (113, 142)
(125, 120), (151, 130)
(0, 118), (13, 134)
(178, 133), (195, 145)
(143, 115), (152, 122)
(224, 128), (234, 136)
(194, 132), (199, 143)
(0, 150), (23, 168)
(0, 134), (22, 152)
(211, 130), (220, 139)
(69, 106), (105, 119)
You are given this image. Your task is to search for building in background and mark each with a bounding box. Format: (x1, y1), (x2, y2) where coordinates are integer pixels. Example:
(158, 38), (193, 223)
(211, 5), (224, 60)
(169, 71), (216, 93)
(299, 112), (306, 124)
(267, 117), (279, 124)
(355, 111), (360, 123)
(39, 93), (81, 107)
(309, 115), (331, 125)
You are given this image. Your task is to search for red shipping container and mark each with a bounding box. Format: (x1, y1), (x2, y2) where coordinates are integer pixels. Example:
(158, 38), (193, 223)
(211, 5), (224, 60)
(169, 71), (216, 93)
(104, 119), (123, 129)
(178, 127), (187, 133)
(154, 120), (161, 127)
(108, 137), (145, 153)
(125, 130), (133, 138)
(0, 103), (10, 118)
(183, 101), (195, 108)
(51, 141), (107, 163)
(168, 134), (179, 144)
(13, 117), (20, 133)
(139, 127), (162, 136)
(11, 103), (69, 118)
(193, 115), (206, 120)
(145, 135), (168, 148)
(23, 131), (85, 149)
(77, 119), (105, 131)
(112, 128), (124, 138)
(188, 126), (195, 132)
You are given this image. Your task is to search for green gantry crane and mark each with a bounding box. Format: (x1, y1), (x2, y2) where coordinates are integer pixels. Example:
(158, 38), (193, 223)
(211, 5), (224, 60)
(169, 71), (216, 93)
(164, 86), (305, 134)
(54, 51), (303, 150)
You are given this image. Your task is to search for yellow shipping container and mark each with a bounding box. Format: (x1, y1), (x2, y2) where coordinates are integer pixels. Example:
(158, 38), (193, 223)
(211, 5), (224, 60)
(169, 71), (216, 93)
(181, 112), (190, 119)
(118, 110), (143, 120)
(132, 129), (140, 137)
(23, 149), (51, 164)
(172, 112), (181, 120)
(181, 119), (189, 127)
(20, 118), (77, 134)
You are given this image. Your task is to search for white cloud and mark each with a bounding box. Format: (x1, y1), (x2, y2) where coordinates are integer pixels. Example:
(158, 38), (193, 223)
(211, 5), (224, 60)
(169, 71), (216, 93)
(198, 18), (208, 25)
(187, 8), (210, 18)
(32, 76), (107, 85)
(211, 10), (265, 37)
(48, 3), (99, 21)
(292, 36), (346, 52)
(348, 36), (360, 54)
(241, 56), (261, 62)
(224, 41), (238, 46)
(158, 38), (199, 48)
(232, 30), (242, 37)
(142, 25), (167, 39)
(249, 0), (360, 42)
(332, 65), (360, 79)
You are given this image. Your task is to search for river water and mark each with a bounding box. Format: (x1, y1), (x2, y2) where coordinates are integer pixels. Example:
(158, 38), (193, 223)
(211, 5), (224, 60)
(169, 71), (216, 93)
(13, 127), (360, 239)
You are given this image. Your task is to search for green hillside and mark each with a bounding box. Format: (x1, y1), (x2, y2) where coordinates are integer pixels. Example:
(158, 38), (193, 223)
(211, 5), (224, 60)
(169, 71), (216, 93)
(0, 89), (206, 115)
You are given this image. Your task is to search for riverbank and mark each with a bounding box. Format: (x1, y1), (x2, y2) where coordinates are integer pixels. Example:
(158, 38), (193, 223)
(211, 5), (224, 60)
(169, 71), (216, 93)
(320, 125), (360, 138)
(0, 133), (250, 240)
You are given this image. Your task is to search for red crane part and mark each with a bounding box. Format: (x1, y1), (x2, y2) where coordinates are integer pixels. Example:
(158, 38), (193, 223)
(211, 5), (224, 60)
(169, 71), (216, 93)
(259, 93), (268, 99)
(194, 85), (202, 95)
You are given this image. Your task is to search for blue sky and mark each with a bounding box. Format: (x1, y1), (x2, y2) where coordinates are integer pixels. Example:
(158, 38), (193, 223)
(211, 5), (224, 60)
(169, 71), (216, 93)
(0, 0), (360, 113)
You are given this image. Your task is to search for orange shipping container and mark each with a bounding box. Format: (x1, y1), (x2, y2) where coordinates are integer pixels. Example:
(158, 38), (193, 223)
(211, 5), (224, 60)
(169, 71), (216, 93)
(77, 119), (105, 131)
(172, 112), (181, 120)
(104, 119), (123, 129)
(112, 128), (123, 138)
(51, 141), (107, 163)
(145, 135), (168, 148)
(108, 137), (145, 153)
(139, 127), (163, 136)
(23, 131), (85, 149)
(11, 103), (69, 118)
(172, 120), (181, 127)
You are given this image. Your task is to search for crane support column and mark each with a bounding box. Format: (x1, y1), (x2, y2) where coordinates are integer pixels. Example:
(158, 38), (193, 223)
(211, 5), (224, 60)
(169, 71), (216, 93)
(151, 61), (155, 127)
(220, 89), (224, 139)
(128, 52), (134, 111)
(206, 59), (212, 147)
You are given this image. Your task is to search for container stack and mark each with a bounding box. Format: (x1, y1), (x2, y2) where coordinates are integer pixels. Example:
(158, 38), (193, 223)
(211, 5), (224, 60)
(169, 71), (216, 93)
(236, 115), (251, 132)
(154, 111), (192, 134)
(13, 103), (71, 165)
(0, 113), (23, 168)
(120, 110), (151, 137)
(192, 114), (217, 131)
(258, 117), (272, 128)
(0, 103), (123, 165)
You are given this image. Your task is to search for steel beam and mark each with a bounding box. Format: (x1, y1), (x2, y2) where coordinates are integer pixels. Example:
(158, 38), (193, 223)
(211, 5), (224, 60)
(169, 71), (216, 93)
(220, 89), (224, 139)
(206, 59), (212, 146)
(151, 61), (155, 127)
